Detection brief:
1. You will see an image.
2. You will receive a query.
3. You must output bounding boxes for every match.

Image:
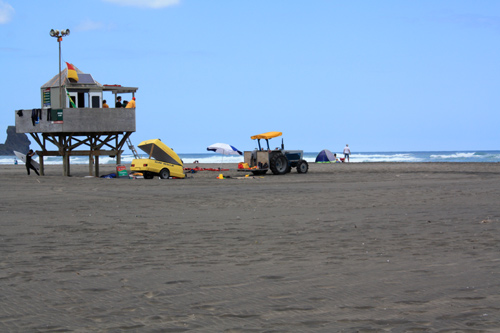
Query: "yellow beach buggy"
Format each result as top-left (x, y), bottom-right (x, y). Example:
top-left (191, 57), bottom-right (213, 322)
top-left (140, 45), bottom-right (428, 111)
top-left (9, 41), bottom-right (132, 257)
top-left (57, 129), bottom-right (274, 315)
top-left (130, 139), bottom-right (185, 179)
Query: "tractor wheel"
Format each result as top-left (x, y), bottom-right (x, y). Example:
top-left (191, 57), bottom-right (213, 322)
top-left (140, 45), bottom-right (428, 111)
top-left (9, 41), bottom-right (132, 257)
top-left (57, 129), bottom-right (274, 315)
top-left (143, 172), bottom-right (154, 179)
top-left (159, 168), bottom-right (170, 179)
top-left (297, 160), bottom-right (309, 174)
top-left (270, 153), bottom-right (288, 175)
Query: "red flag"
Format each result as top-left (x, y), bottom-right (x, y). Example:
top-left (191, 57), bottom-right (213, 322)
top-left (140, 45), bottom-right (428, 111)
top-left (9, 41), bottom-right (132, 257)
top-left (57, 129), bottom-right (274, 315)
top-left (66, 62), bottom-right (79, 83)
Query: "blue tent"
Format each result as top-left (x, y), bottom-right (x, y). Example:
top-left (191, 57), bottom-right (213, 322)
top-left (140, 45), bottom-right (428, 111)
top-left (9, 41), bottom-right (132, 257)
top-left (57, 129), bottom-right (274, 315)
top-left (315, 149), bottom-right (336, 163)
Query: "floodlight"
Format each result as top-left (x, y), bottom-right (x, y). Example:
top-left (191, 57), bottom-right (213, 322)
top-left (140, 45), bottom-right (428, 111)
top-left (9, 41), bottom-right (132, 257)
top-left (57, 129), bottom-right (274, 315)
top-left (49, 29), bottom-right (71, 109)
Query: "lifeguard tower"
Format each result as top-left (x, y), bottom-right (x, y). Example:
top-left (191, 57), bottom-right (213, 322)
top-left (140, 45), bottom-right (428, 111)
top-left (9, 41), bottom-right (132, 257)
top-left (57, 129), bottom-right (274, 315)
top-left (15, 64), bottom-right (138, 177)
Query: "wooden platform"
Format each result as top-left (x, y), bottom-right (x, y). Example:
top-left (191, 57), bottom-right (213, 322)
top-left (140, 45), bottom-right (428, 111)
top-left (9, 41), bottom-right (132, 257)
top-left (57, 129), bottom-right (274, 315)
top-left (15, 108), bottom-right (135, 177)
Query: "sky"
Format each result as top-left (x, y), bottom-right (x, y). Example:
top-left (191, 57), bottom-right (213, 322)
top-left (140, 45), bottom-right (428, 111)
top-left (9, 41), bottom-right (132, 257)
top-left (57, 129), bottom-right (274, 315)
top-left (1, 0), bottom-right (499, 153)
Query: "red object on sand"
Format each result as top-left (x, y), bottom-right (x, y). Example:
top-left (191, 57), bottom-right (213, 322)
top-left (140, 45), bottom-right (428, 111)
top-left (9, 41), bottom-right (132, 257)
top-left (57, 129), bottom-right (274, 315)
top-left (184, 167), bottom-right (229, 172)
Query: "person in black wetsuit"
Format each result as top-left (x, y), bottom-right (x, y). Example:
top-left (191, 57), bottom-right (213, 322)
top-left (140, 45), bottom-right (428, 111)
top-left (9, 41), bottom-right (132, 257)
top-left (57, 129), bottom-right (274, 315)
top-left (26, 149), bottom-right (39, 176)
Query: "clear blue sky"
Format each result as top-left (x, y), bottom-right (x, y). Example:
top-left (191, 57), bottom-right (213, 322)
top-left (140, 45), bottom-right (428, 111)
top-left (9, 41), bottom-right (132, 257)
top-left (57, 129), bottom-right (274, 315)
top-left (1, 0), bottom-right (499, 153)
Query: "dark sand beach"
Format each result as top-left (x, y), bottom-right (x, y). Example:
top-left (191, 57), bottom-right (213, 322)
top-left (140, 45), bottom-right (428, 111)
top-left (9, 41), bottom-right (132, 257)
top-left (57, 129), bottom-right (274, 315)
top-left (1, 162), bottom-right (500, 332)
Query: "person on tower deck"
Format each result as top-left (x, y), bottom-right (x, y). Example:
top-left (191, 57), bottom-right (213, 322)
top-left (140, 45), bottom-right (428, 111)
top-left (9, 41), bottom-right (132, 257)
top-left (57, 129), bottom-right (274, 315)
top-left (125, 97), bottom-right (136, 108)
top-left (115, 96), bottom-right (123, 108)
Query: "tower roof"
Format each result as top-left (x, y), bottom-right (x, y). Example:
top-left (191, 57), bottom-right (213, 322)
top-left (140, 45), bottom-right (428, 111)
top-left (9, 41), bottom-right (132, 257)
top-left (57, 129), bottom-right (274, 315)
top-left (41, 65), bottom-right (102, 89)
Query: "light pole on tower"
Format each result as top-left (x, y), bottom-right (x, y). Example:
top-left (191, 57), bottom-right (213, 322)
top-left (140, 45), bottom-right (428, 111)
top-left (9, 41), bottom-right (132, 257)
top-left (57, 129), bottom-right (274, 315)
top-left (49, 29), bottom-right (70, 108)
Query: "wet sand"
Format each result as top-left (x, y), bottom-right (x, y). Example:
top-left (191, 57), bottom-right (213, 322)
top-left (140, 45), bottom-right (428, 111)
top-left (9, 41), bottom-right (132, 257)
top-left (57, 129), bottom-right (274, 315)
top-left (1, 162), bottom-right (500, 331)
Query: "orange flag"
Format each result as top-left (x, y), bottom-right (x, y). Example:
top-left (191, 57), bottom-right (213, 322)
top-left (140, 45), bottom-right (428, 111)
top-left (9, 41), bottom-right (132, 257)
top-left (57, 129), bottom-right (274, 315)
top-left (66, 62), bottom-right (79, 83)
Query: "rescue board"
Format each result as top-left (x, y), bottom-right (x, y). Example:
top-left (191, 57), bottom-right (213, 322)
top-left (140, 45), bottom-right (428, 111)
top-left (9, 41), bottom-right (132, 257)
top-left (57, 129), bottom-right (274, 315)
top-left (14, 151), bottom-right (40, 171)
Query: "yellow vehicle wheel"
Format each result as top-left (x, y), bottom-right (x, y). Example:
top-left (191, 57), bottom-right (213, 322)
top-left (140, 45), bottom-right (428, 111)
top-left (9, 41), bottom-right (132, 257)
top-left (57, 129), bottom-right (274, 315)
top-left (159, 168), bottom-right (170, 179)
top-left (144, 172), bottom-right (154, 179)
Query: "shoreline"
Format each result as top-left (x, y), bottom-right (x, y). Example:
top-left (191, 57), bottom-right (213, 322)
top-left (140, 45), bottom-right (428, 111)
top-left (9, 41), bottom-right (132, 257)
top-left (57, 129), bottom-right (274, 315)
top-left (2, 149), bottom-right (500, 166)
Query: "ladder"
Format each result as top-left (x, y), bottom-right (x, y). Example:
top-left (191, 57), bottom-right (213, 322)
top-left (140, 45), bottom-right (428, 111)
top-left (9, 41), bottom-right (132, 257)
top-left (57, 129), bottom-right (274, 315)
top-left (127, 137), bottom-right (140, 159)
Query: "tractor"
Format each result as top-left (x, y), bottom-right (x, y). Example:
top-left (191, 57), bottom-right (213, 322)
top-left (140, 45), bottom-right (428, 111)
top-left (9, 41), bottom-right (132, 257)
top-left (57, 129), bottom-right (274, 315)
top-left (240, 131), bottom-right (309, 176)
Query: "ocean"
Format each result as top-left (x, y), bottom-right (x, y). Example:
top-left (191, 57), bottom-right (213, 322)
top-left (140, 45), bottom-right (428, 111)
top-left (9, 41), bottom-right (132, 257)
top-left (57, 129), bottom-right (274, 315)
top-left (2, 151), bottom-right (499, 165)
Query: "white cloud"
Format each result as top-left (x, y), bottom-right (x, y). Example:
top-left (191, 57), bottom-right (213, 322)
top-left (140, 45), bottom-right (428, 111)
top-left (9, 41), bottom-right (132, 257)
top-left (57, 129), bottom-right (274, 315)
top-left (102, 0), bottom-right (179, 9)
top-left (0, 1), bottom-right (14, 24)
top-left (75, 19), bottom-right (106, 32)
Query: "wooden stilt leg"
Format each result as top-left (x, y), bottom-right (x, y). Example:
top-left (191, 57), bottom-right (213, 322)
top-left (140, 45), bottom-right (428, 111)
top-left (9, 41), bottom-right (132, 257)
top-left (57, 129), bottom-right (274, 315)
top-left (89, 154), bottom-right (93, 176)
top-left (39, 154), bottom-right (44, 176)
top-left (95, 156), bottom-right (100, 177)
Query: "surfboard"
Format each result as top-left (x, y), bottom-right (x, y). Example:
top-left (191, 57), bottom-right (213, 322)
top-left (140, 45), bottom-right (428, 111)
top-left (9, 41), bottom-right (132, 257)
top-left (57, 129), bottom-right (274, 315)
top-left (14, 151), bottom-right (40, 171)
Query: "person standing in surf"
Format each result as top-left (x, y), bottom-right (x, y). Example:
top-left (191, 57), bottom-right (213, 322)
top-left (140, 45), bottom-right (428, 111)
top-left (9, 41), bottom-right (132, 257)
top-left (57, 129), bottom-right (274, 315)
top-left (26, 149), bottom-right (39, 176)
top-left (343, 144), bottom-right (351, 162)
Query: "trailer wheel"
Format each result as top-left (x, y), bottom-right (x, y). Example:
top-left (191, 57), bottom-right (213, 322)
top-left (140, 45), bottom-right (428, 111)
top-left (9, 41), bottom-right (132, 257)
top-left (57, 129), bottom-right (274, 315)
top-left (251, 169), bottom-right (268, 176)
top-left (270, 153), bottom-right (288, 175)
top-left (297, 160), bottom-right (309, 174)
top-left (159, 168), bottom-right (170, 179)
